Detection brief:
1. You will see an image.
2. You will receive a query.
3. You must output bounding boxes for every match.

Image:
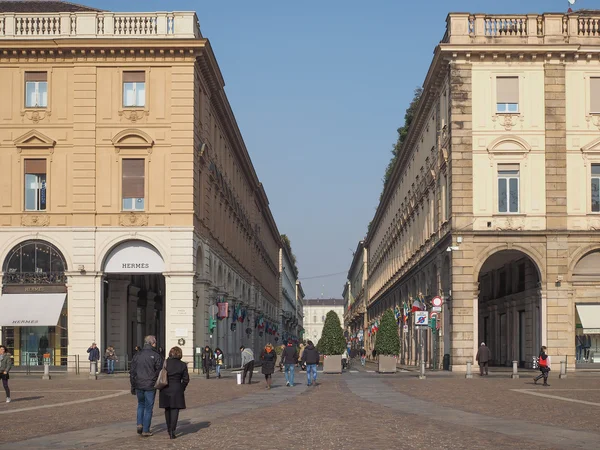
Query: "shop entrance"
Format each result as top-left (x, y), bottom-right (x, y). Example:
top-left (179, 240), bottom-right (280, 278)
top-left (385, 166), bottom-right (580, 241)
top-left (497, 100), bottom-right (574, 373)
top-left (101, 240), bottom-right (166, 371)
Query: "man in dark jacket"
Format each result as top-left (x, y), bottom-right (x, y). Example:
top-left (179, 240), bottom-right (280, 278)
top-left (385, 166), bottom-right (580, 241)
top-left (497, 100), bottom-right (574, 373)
top-left (476, 342), bottom-right (491, 376)
top-left (87, 343), bottom-right (100, 374)
top-left (281, 341), bottom-right (299, 387)
top-left (301, 340), bottom-right (319, 387)
top-left (130, 335), bottom-right (163, 437)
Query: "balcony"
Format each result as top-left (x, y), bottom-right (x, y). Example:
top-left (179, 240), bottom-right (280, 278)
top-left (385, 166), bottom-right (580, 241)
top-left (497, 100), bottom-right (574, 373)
top-left (443, 11), bottom-right (600, 45)
top-left (0, 11), bottom-right (201, 39)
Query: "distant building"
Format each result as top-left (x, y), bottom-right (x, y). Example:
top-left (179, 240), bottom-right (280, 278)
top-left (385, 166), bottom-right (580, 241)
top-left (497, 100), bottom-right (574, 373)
top-left (303, 299), bottom-right (344, 343)
top-left (343, 241), bottom-right (367, 349)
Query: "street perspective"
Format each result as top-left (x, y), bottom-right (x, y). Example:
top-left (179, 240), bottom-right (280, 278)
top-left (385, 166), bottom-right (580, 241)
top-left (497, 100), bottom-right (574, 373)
top-left (2, 0), bottom-right (600, 449)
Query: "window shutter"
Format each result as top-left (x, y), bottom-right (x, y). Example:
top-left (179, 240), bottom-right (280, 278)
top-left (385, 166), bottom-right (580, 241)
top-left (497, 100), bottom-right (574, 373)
top-left (122, 159), bottom-right (145, 198)
top-left (497, 77), bottom-right (519, 104)
top-left (123, 72), bottom-right (145, 83)
top-left (591, 78), bottom-right (600, 113)
top-left (498, 163), bottom-right (520, 172)
top-left (25, 72), bottom-right (47, 82)
top-left (24, 159), bottom-right (47, 174)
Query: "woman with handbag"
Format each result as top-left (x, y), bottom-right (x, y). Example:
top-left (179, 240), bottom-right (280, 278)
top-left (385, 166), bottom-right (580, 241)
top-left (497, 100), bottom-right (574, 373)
top-left (0, 345), bottom-right (12, 403)
top-left (159, 346), bottom-right (189, 439)
top-left (260, 343), bottom-right (277, 389)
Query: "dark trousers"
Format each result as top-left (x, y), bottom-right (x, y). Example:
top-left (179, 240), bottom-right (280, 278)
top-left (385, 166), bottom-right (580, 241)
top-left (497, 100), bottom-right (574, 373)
top-left (479, 361), bottom-right (489, 375)
top-left (203, 363), bottom-right (210, 379)
top-left (534, 367), bottom-right (549, 384)
top-left (164, 408), bottom-right (180, 433)
top-left (1, 378), bottom-right (9, 398)
top-left (242, 361), bottom-right (254, 384)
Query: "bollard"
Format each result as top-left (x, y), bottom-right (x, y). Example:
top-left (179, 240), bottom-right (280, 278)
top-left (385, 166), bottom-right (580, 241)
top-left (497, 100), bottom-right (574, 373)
top-left (511, 360), bottom-right (519, 379)
top-left (466, 360), bottom-right (473, 379)
top-left (89, 361), bottom-right (98, 380)
top-left (559, 360), bottom-right (567, 379)
top-left (42, 361), bottom-right (51, 380)
top-left (419, 359), bottom-right (426, 380)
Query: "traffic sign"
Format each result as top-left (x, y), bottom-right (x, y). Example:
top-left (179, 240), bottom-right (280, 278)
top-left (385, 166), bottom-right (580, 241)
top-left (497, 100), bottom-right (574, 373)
top-left (430, 311), bottom-right (440, 321)
top-left (432, 306), bottom-right (442, 312)
top-left (415, 311), bottom-right (428, 326)
top-left (432, 296), bottom-right (443, 308)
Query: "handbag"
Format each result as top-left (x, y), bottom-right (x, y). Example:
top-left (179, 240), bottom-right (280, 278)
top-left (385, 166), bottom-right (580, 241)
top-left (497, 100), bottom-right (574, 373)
top-left (154, 359), bottom-right (168, 390)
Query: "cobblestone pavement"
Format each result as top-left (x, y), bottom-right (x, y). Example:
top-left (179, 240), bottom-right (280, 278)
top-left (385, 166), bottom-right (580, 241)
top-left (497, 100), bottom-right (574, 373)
top-left (1, 368), bottom-right (599, 449)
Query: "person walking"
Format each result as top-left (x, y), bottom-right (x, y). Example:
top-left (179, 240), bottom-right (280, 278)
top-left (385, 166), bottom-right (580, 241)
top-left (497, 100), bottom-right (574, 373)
top-left (359, 347), bottom-right (366, 366)
top-left (214, 348), bottom-right (224, 379)
top-left (130, 335), bottom-right (163, 437)
top-left (298, 343), bottom-right (306, 371)
top-left (476, 342), bottom-right (491, 376)
top-left (534, 346), bottom-right (551, 386)
top-left (0, 345), bottom-right (12, 403)
top-left (260, 343), bottom-right (277, 389)
top-left (302, 340), bottom-right (320, 387)
top-left (105, 345), bottom-right (117, 374)
top-left (240, 346), bottom-right (255, 384)
top-left (87, 342), bottom-right (100, 374)
top-left (281, 340), bottom-right (298, 387)
top-left (201, 346), bottom-right (213, 379)
top-left (159, 346), bottom-right (189, 440)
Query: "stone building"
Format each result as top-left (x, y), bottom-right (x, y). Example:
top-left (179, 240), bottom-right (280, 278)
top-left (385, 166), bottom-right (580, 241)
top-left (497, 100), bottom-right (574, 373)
top-left (279, 239), bottom-right (304, 344)
top-left (0, 1), bottom-right (281, 370)
top-left (303, 298), bottom-right (344, 344)
top-left (365, 11), bottom-right (600, 371)
top-left (343, 241), bottom-right (367, 350)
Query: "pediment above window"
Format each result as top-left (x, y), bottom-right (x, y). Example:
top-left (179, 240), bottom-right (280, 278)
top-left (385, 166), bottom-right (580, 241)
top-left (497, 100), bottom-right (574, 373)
top-left (581, 136), bottom-right (600, 153)
top-left (487, 136), bottom-right (531, 154)
top-left (14, 130), bottom-right (56, 149)
top-left (111, 129), bottom-right (154, 148)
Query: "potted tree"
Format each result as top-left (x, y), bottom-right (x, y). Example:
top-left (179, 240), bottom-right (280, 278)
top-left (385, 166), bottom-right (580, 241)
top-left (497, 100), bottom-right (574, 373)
top-left (317, 310), bottom-right (346, 374)
top-left (376, 309), bottom-right (400, 373)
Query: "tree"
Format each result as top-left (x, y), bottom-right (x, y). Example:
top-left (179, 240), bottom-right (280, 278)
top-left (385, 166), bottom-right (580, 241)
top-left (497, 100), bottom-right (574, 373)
top-left (375, 310), bottom-right (400, 356)
top-left (316, 311), bottom-right (346, 355)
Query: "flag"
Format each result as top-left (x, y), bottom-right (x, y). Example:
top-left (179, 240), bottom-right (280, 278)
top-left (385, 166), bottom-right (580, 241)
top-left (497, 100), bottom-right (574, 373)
top-left (403, 302), bottom-right (409, 323)
top-left (411, 297), bottom-right (422, 313)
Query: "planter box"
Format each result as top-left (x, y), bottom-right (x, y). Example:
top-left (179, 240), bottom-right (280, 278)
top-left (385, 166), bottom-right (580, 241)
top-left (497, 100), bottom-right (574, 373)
top-left (378, 355), bottom-right (397, 373)
top-left (323, 354), bottom-right (342, 374)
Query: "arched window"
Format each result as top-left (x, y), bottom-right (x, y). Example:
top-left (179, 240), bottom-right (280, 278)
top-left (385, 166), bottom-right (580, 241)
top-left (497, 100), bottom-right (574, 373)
top-left (2, 240), bottom-right (67, 285)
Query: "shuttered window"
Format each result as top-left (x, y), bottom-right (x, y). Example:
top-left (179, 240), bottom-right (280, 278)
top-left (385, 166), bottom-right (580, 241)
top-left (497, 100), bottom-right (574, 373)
top-left (591, 78), bottom-right (600, 114)
top-left (496, 76), bottom-right (519, 113)
top-left (123, 72), bottom-right (145, 107)
top-left (25, 72), bottom-right (48, 108)
top-left (122, 159), bottom-right (145, 211)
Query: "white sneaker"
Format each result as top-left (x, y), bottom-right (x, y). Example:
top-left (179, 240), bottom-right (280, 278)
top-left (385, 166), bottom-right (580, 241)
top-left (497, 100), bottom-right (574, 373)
top-left (286, 382), bottom-right (290, 387)
top-left (6, 398), bottom-right (10, 403)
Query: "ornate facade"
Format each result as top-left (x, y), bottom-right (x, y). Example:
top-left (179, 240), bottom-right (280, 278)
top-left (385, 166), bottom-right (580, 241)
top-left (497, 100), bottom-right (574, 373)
top-left (365, 11), bottom-right (600, 371)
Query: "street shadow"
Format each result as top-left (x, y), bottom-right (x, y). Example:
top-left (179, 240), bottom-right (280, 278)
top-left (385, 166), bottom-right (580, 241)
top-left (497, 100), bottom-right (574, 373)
top-left (178, 421), bottom-right (211, 436)
top-left (11, 396), bottom-right (44, 402)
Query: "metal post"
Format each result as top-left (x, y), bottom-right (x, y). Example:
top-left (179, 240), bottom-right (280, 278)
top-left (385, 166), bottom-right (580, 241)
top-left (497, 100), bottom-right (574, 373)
top-left (466, 360), bottom-right (473, 379)
top-left (89, 360), bottom-right (97, 380)
top-left (42, 360), bottom-right (51, 380)
top-left (511, 360), bottom-right (519, 379)
top-left (418, 327), bottom-right (426, 379)
top-left (559, 360), bottom-right (567, 379)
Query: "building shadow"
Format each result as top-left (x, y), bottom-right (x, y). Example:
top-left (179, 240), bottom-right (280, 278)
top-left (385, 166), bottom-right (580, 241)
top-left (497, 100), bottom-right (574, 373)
top-left (178, 421), bottom-right (211, 436)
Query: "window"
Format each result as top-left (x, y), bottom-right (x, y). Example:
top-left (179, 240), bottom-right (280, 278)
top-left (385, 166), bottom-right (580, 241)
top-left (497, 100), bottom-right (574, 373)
top-left (591, 78), bottom-right (600, 114)
top-left (496, 76), bottom-right (519, 113)
top-left (122, 159), bottom-right (145, 211)
top-left (498, 164), bottom-right (519, 213)
top-left (123, 72), bottom-right (145, 107)
top-left (592, 164), bottom-right (600, 212)
top-left (24, 159), bottom-right (47, 211)
top-left (25, 72), bottom-right (48, 108)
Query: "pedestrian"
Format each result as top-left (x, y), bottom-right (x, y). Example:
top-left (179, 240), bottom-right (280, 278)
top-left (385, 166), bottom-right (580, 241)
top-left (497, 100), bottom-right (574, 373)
top-left (342, 348), bottom-right (349, 370)
top-left (298, 343), bottom-right (306, 371)
top-left (0, 345), bottom-right (12, 403)
top-left (576, 333), bottom-right (584, 361)
top-left (87, 342), bottom-right (100, 374)
top-left (158, 347), bottom-right (166, 359)
top-left (281, 340), bottom-right (298, 387)
top-left (105, 345), bottom-right (117, 374)
top-left (214, 348), bottom-right (223, 379)
top-left (240, 346), bottom-right (254, 384)
top-left (201, 346), bottom-right (213, 379)
top-left (476, 342), bottom-right (491, 376)
top-left (584, 335), bottom-right (592, 361)
top-left (302, 340), bottom-right (320, 387)
top-left (135, 345), bottom-right (142, 354)
top-left (533, 346), bottom-right (551, 387)
top-left (278, 344), bottom-right (285, 372)
top-left (260, 343), bottom-right (277, 389)
top-left (130, 335), bottom-right (163, 437)
top-left (360, 347), bottom-right (366, 366)
top-left (159, 346), bottom-right (189, 440)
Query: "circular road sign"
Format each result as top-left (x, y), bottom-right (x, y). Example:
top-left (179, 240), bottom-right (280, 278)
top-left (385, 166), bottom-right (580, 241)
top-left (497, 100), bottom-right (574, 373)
top-left (432, 296), bottom-right (443, 308)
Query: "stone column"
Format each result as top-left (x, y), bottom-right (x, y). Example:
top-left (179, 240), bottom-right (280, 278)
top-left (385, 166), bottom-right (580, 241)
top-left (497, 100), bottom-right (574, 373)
top-left (164, 273), bottom-right (195, 364)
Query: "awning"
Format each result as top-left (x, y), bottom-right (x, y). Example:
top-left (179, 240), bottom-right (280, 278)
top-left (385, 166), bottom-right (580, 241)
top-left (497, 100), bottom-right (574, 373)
top-left (0, 293), bottom-right (66, 327)
top-left (576, 304), bottom-right (600, 334)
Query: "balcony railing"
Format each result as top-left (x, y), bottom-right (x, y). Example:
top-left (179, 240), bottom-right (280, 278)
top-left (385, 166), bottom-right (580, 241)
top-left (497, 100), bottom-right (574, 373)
top-left (0, 11), bottom-right (201, 39)
top-left (443, 11), bottom-right (600, 45)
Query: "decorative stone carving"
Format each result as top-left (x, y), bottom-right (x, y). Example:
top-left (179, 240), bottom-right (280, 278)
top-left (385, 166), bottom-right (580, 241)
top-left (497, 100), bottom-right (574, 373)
top-left (585, 115), bottom-right (600, 131)
top-left (118, 109), bottom-right (149, 122)
top-left (119, 213), bottom-right (149, 227)
top-left (21, 215), bottom-right (50, 227)
top-left (492, 113), bottom-right (523, 131)
top-left (21, 109), bottom-right (51, 124)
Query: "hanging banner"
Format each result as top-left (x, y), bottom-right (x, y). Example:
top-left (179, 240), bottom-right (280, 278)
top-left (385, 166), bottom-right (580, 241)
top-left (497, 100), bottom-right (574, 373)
top-left (217, 302), bottom-right (229, 318)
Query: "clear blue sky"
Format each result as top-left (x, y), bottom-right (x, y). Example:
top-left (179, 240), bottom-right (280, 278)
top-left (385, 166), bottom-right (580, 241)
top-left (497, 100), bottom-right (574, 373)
top-left (87, 0), bottom-right (575, 298)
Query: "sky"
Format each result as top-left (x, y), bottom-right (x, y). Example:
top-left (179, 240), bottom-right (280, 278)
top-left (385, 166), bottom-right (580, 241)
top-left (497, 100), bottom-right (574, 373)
top-left (86, 0), bottom-right (578, 298)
